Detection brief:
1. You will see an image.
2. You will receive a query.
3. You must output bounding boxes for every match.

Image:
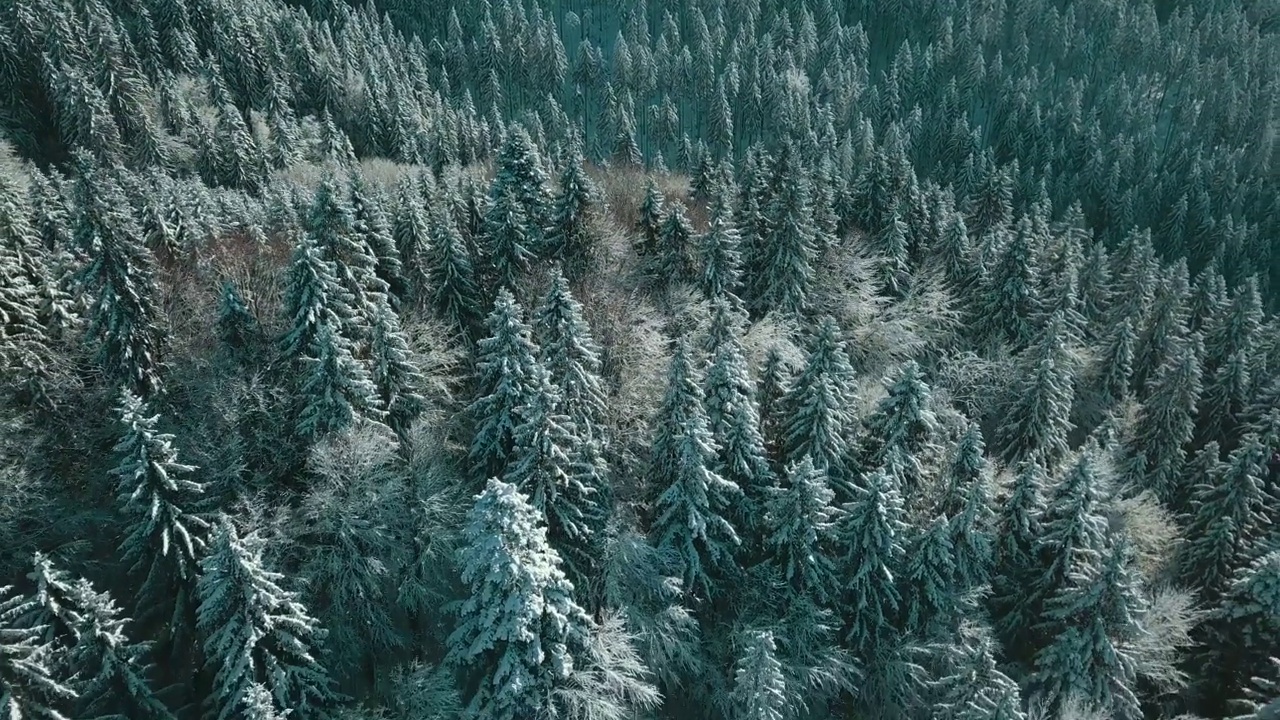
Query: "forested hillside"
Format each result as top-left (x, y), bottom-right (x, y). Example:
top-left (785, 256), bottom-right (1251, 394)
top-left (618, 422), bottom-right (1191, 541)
top-left (0, 0), bottom-right (1278, 719)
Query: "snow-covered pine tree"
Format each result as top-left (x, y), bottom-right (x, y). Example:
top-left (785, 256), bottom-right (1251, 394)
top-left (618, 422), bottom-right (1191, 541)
top-left (995, 311), bottom-right (1076, 471)
top-left (546, 143), bottom-right (601, 281)
top-left (901, 515), bottom-right (959, 638)
top-left (369, 302), bottom-right (427, 445)
top-left (766, 456), bottom-right (840, 606)
top-left (295, 320), bottom-right (380, 442)
top-left (1029, 537), bottom-right (1145, 720)
top-left (72, 152), bottom-right (165, 397)
top-left (704, 298), bottom-right (774, 550)
top-left (23, 555), bottom-right (175, 720)
top-left (650, 338), bottom-right (743, 597)
top-left (1198, 550), bottom-right (1280, 718)
top-left (278, 231), bottom-right (355, 365)
top-left (699, 186), bottom-right (745, 310)
top-left (505, 362), bottom-right (603, 599)
top-left (942, 428), bottom-right (996, 593)
top-left (635, 177), bottom-right (665, 258)
top-left (757, 346), bottom-right (793, 463)
top-left (391, 172), bottom-right (432, 306)
top-left (468, 289), bottom-right (543, 484)
top-left (490, 126), bottom-right (553, 244)
top-left (309, 175), bottom-right (385, 342)
top-left (1014, 447), bottom-right (1110, 661)
top-left (1122, 333), bottom-right (1202, 503)
top-left (483, 175), bottom-right (538, 292)
top-left (1179, 431), bottom-right (1272, 599)
top-left (111, 390), bottom-right (209, 621)
top-left (930, 624), bottom-right (1027, 720)
top-left (972, 216), bottom-right (1040, 351)
top-left (837, 464), bottom-right (906, 659)
top-left (425, 191), bottom-right (485, 338)
top-left (535, 269), bottom-right (609, 444)
top-left (754, 139), bottom-right (816, 318)
top-left (655, 200), bottom-right (697, 290)
top-left (990, 460), bottom-right (1047, 655)
top-left (729, 629), bottom-right (789, 720)
top-left (783, 318), bottom-right (857, 499)
top-left (0, 583), bottom-right (75, 719)
top-left (197, 517), bottom-right (337, 720)
top-left (446, 478), bottom-right (594, 720)
top-left (855, 360), bottom-right (940, 497)
top-left (348, 174), bottom-right (407, 310)
top-left (215, 280), bottom-right (261, 368)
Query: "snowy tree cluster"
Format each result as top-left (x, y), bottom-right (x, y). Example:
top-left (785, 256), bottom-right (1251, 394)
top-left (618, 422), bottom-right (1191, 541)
top-left (1, 0), bottom-right (1279, 719)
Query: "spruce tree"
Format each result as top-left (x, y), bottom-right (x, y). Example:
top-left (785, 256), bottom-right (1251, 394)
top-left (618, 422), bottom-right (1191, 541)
top-left (309, 175), bottom-right (385, 341)
top-left (490, 126), bottom-right (553, 242)
top-left (1198, 550), bottom-right (1280, 717)
top-left (535, 270), bottom-right (609, 443)
top-left (837, 465), bottom-right (906, 658)
top-left (197, 518), bottom-right (337, 720)
top-left (990, 461), bottom-right (1047, 655)
top-left (757, 346), bottom-right (793, 462)
top-left (111, 390), bottom-right (209, 621)
top-left (545, 145), bottom-right (600, 281)
top-left (1179, 433), bottom-right (1272, 599)
top-left (484, 180), bottom-right (537, 292)
top-left (0, 583), bottom-right (74, 720)
top-left (468, 289), bottom-right (543, 484)
top-left (73, 154), bottom-right (165, 397)
top-left (766, 456), bottom-right (840, 606)
top-left (649, 338), bottom-right (743, 596)
top-left (754, 140), bottom-right (816, 318)
top-left (1016, 448), bottom-right (1110, 660)
top-left (699, 187), bottom-right (745, 309)
top-left (425, 200), bottom-right (484, 338)
top-left (1122, 334), bottom-right (1202, 503)
top-left (23, 556), bottom-right (175, 720)
top-left (930, 625), bottom-right (1026, 720)
top-left (505, 364), bottom-right (603, 598)
top-left (729, 629), bottom-right (789, 720)
top-left (972, 216), bottom-right (1040, 350)
top-left (348, 175), bottom-right (407, 309)
top-left (856, 360), bottom-right (940, 496)
top-left (942, 426), bottom-right (997, 593)
top-left (295, 321), bottom-right (379, 442)
top-left (1029, 537), bottom-right (1145, 720)
top-left (278, 232), bottom-right (355, 367)
top-left (995, 311), bottom-right (1076, 470)
top-left (901, 515), bottom-right (960, 638)
top-left (782, 318), bottom-right (857, 498)
top-left (215, 280), bottom-right (261, 367)
top-left (654, 200), bottom-right (697, 289)
top-left (391, 173), bottom-right (432, 306)
top-left (704, 298), bottom-right (774, 548)
top-left (446, 479), bottom-right (594, 720)
top-left (369, 303), bottom-right (427, 444)
top-left (635, 177), bottom-right (665, 257)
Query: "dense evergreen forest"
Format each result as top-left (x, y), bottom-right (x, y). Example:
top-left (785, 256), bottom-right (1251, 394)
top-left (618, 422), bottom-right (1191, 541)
top-left (1, 0), bottom-right (1280, 717)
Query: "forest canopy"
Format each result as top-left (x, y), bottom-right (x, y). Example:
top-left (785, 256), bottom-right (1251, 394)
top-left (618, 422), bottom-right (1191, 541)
top-left (0, 0), bottom-right (1279, 719)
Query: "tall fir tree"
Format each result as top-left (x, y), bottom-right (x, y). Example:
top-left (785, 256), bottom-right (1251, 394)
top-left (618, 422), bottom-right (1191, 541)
top-left (505, 364), bottom-right (604, 599)
top-left (72, 153), bottom-right (165, 397)
top-left (1029, 537), bottom-right (1145, 720)
top-left (111, 390), bottom-right (208, 626)
top-left (837, 464), bottom-right (907, 659)
top-left (972, 216), bottom-right (1040, 350)
top-left (545, 144), bottom-right (601, 281)
top-left (1197, 550), bottom-right (1280, 718)
top-left (856, 360), bottom-right (940, 497)
top-left (425, 196), bottom-right (484, 338)
top-left (754, 139), bottom-right (816, 318)
top-left (294, 320), bottom-right (380, 442)
top-left (369, 303), bottom-right (427, 444)
top-left (698, 186), bottom-right (745, 309)
top-left (995, 311), bottom-right (1076, 471)
top-left (703, 298), bottom-right (774, 549)
top-left (468, 289), bottom-right (543, 484)
top-left (635, 177), bottom-right (665, 257)
top-left (782, 318), bottom-right (857, 499)
top-left (0, 583), bottom-right (75, 720)
top-left (766, 456), bottom-right (840, 606)
top-left (1122, 334), bottom-right (1202, 503)
top-left (729, 629), bottom-right (789, 720)
top-left (649, 338), bottom-right (743, 597)
top-left (197, 518), bottom-right (337, 720)
top-left (990, 461), bottom-right (1048, 656)
top-left (446, 479), bottom-right (594, 720)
